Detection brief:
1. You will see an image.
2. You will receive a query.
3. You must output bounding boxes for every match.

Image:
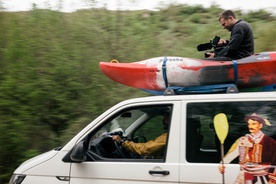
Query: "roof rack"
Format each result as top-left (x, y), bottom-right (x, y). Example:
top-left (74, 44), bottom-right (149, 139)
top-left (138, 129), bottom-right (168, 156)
top-left (164, 84), bottom-right (239, 95)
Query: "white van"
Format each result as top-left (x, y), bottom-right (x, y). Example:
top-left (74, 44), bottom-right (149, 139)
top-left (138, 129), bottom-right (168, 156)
top-left (10, 92), bottom-right (276, 184)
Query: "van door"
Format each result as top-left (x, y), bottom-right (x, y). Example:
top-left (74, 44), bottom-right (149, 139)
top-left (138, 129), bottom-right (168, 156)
top-left (69, 102), bottom-right (182, 183)
top-left (180, 100), bottom-right (276, 184)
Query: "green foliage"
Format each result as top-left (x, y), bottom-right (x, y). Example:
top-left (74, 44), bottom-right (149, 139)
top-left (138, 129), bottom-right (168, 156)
top-left (177, 4), bottom-right (207, 15)
top-left (245, 9), bottom-right (275, 22)
top-left (0, 4), bottom-right (275, 183)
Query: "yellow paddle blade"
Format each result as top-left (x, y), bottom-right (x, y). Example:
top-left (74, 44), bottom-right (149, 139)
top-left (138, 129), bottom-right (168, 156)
top-left (214, 113), bottom-right (229, 144)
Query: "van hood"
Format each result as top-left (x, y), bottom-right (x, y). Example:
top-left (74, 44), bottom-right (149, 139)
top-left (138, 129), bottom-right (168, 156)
top-left (14, 148), bottom-right (60, 174)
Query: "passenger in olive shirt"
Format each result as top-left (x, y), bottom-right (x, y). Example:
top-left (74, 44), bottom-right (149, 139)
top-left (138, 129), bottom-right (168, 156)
top-left (207, 10), bottom-right (254, 60)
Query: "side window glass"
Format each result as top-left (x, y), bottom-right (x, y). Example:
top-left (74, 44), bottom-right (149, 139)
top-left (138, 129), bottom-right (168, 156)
top-left (133, 115), bottom-right (164, 143)
top-left (186, 101), bottom-right (276, 165)
top-left (87, 105), bottom-right (172, 161)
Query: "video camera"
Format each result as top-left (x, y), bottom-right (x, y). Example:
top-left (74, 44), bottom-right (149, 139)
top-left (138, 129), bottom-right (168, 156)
top-left (197, 36), bottom-right (220, 51)
top-left (197, 36), bottom-right (224, 58)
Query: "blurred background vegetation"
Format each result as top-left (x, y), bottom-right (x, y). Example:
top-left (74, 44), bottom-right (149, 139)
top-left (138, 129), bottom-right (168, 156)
top-left (0, 2), bottom-right (275, 183)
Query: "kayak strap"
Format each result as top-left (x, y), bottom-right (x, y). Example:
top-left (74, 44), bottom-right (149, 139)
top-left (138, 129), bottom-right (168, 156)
top-left (165, 84), bottom-right (239, 95)
top-left (162, 57), bottom-right (168, 88)
top-left (233, 60), bottom-right (238, 84)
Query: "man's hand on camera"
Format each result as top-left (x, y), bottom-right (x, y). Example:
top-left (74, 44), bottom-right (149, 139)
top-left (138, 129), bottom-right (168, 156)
top-left (218, 39), bottom-right (227, 46)
top-left (206, 52), bottom-right (215, 58)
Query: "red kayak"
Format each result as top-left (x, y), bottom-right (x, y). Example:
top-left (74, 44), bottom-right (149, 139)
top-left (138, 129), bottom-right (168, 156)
top-left (99, 52), bottom-right (276, 94)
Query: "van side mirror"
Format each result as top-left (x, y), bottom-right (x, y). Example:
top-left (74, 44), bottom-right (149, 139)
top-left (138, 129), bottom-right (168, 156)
top-left (70, 141), bottom-right (87, 162)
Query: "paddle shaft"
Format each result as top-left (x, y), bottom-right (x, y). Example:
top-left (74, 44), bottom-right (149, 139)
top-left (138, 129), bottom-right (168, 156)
top-left (220, 144), bottom-right (225, 184)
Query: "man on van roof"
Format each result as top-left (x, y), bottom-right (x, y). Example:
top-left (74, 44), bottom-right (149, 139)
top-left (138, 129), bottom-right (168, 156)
top-left (219, 113), bottom-right (276, 183)
top-left (112, 113), bottom-right (170, 158)
top-left (206, 10), bottom-right (254, 60)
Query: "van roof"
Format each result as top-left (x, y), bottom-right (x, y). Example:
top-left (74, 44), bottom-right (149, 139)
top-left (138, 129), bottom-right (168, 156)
top-left (121, 91), bottom-right (276, 104)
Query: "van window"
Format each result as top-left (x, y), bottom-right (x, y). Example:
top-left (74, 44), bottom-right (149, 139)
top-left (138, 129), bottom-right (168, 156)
top-left (186, 101), bottom-right (276, 163)
top-left (87, 105), bottom-right (172, 161)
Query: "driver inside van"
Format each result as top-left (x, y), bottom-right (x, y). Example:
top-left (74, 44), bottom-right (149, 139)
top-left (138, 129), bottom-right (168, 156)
top-left (112, 112), bottom-right (170, 158)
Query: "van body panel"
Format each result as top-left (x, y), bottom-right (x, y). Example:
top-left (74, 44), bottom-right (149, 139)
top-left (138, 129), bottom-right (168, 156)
top-left (23, 150), bottom-right (70, 176)
top-left (19, 175), bottom-right (69, 184)
top-left (179, 163), bottom-right (239, 183)
top-left (13, 150), bottom-right (59, 174)
top-left (11, 92), bottom-right (276, 184)
top-left (14, 150), bottom-right (70, 184)
top-left (70, 162), bottom-right (179, 183)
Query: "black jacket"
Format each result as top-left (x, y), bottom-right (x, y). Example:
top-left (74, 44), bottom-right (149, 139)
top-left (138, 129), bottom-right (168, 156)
top-left (217, 19), bottom-right (254, 60)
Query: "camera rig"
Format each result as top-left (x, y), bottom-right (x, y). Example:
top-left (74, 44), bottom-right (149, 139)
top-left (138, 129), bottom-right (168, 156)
top-left (197, 36), bottom-right (225, 58)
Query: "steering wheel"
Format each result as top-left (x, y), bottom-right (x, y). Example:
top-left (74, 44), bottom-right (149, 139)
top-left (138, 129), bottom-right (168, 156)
top-left (113, 140), bottom-right (126, 158)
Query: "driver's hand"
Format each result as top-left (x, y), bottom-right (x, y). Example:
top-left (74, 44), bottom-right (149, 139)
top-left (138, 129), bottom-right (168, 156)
top-left (112, 135), bottom-right (122, 143)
